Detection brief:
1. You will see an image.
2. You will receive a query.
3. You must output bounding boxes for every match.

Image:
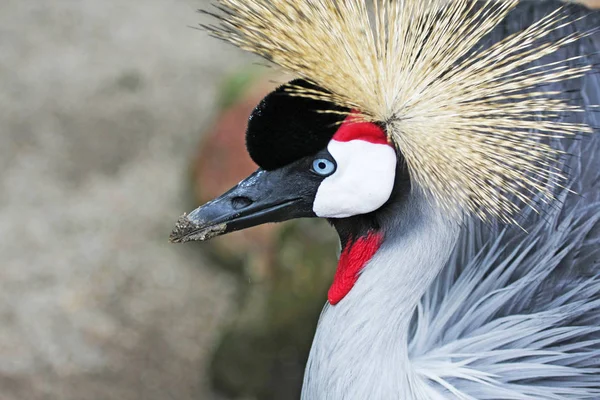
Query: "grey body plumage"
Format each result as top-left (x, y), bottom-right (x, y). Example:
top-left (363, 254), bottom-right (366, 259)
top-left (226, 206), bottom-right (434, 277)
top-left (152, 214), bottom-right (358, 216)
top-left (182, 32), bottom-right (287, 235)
top-left (303, 2), bottom-right (600, 398)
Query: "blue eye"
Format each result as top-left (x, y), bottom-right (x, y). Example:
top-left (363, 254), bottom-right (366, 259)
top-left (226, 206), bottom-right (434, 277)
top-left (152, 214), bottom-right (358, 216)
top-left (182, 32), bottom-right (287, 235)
top-left (312, 158), bottom-right (336, 176)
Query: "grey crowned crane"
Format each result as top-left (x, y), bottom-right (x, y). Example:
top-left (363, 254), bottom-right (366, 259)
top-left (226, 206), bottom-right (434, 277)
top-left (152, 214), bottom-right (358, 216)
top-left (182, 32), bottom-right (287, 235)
top-left (171, 0), bottom-right (600, 398)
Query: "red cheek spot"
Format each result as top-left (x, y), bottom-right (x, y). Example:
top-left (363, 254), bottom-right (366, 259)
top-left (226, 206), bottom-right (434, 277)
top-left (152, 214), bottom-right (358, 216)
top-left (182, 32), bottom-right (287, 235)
top-left (332, 111), bottom-right (390, 145)
top-left (328, 231), bottom-right (384, 305)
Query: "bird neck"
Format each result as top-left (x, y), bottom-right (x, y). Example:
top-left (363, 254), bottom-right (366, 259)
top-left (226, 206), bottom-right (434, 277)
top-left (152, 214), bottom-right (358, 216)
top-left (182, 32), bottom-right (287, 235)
top-left (303, 190), bottom-right (459, 398)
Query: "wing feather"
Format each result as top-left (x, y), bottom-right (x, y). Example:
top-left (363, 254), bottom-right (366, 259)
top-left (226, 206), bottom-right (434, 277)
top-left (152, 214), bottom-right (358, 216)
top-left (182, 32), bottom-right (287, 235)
top-left (409, 2), bottom-right (600, 398)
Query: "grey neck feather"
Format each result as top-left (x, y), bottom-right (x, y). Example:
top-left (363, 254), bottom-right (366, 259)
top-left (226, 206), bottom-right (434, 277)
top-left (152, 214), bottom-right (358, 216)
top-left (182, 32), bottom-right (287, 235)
top-left (302, 190), bottom-right (459, 400)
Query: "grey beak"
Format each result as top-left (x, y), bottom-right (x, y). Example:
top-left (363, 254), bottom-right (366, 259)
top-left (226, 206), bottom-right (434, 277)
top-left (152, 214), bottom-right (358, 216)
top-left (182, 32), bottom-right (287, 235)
top-left (170, 167), bottom-right (318, 243)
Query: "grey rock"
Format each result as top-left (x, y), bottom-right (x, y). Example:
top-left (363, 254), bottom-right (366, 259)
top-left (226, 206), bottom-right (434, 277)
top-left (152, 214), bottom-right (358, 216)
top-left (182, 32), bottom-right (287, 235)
top-left (0, 0), bottom-right (250, 399)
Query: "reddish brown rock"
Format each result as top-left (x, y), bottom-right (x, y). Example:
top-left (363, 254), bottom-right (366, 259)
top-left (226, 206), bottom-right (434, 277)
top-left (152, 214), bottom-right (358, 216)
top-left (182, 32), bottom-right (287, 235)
top-left (193, 71), bottom-right (338, 399)
top-left (193, 75), bottom-right (283, 278)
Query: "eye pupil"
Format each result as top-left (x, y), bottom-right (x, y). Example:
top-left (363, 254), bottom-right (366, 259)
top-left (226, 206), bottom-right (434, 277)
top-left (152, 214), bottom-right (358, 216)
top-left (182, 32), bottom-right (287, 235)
top-left (318, 162), bottom-right (327, 170)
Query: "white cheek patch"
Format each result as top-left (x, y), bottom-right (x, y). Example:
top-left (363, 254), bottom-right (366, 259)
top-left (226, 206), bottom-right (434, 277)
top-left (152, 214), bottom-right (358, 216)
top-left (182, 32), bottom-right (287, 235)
top-left (313, 140), bottom-right (397, 218)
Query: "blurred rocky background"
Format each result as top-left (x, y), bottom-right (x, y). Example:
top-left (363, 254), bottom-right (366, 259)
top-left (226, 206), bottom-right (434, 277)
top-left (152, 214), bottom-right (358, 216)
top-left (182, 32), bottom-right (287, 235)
top-left (0, 1), bottom-right (598, 400)
top-left (576, 0), bottom-right (600, 6)
top-left (0, 1), bottom-right (247, 399)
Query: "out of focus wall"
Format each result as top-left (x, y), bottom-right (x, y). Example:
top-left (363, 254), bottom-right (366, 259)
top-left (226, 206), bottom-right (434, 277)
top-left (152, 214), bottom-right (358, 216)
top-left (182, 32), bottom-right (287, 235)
top-left (578, 0), bottom-right (600, 7)
top-left (0, 1), bottom-right (249, 399)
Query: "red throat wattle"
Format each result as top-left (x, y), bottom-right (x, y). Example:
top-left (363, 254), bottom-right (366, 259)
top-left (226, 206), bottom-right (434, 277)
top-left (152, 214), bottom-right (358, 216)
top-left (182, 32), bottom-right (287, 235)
top-left (328, 231), bottom-right (384, 305)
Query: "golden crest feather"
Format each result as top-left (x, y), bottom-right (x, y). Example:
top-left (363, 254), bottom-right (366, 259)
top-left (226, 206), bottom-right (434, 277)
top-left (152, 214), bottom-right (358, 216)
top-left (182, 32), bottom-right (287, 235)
top-left (201, 0), bottom-right (594, 223)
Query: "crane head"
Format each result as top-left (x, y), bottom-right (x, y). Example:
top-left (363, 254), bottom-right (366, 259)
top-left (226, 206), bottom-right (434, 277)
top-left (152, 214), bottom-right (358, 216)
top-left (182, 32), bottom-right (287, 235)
top-left (170, 79), bottom-right (401, 243)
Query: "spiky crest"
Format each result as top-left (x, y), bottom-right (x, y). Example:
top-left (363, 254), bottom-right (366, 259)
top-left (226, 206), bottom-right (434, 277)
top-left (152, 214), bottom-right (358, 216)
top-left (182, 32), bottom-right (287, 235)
top-left (201, 0), bottom-right (594, 223)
